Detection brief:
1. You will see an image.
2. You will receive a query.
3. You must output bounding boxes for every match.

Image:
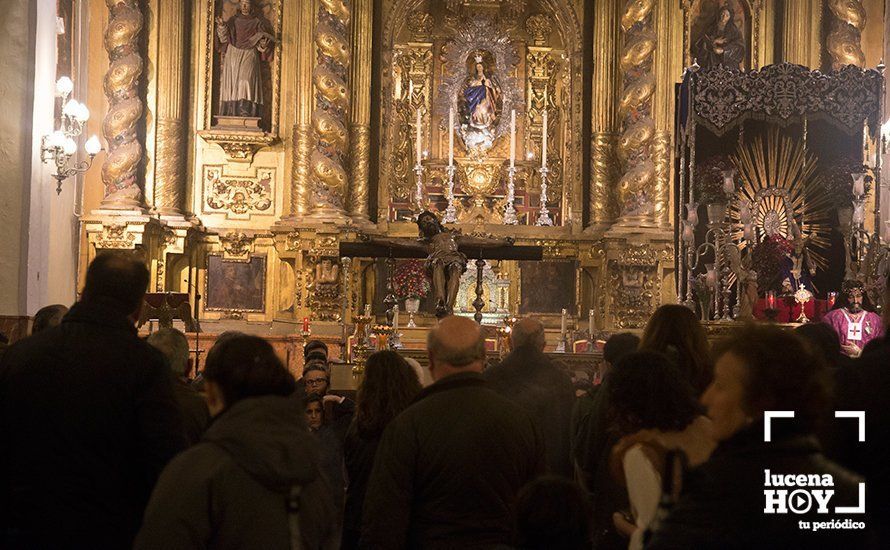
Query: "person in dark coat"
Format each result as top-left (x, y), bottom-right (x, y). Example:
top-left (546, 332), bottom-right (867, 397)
top-left (646, 325), bottom-right (868, 549)
top-left (360, 316), bottom-right (546, 549)
top-left (484, 317), bottom-right (575, 478)
top-left (135, 335), bottom-right (337, 550)
top-left (0, 254), bottom-right (185, 549)
top-left (30, 304), bottom-right (68, 334)
top-left (341, 350), bottom-right (421, 549)
top-left (148, 327), bottom-right (210, 446)
top-left (301, 360), bottom-right (355, 442)
top-left (304, 394), bottom-right (345, 520)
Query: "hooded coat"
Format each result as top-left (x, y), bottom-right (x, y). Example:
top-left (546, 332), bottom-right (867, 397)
top-left (135, 396), bottom-right (337, 550)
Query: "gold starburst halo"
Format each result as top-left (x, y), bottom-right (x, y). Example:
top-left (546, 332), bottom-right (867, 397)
top-left (730, 129), bottom-right (833, 273)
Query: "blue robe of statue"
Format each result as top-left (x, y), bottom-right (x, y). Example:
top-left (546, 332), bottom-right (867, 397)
top-left (464, 84), bottom-right (488, 126)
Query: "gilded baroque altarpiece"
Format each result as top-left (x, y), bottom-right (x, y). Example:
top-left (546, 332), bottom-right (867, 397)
top-left (78, 0), bottom-right (846, 338)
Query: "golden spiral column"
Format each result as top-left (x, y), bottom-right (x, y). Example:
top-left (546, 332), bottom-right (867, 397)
top-left (309, 0), bottom-right (352, 221)
top-left (101, 0), bottom-right (145, 210)
top-left (155, 0), bottom-right (187, 216)
top-left (587, 0), bottom-right (622, 230)
top-left (615, 0), bottom-right (657, 227)
top-left (348, 0), bottom-right (372, 224)
top-left (826, 0), bottom-right (866, 69)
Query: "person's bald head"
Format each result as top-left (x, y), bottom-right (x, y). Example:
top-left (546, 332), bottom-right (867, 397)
top-left (427, 316), bottom-right (486, 379)
top-left (511, 317), bottom-right (546, 352)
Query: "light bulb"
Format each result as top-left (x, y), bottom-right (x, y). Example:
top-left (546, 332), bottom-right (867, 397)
top-left (75, 103), bottom-right (90, 122)
top-left (49, 130), bottom-right (66, 148)
top-left (55, 76), bottom-right (73, 97)
top-left (63, 99), bottom-right (80, 118)
top-left (527, 151), bottom-right (534, 160)
top-left (62, 137), bottom-right (77, 156)
top-left (84, 135), bottom-right (102, 155)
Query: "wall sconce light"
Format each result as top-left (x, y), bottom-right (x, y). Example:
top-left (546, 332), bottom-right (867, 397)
top-left (40, 76), bottom-right (102, 194)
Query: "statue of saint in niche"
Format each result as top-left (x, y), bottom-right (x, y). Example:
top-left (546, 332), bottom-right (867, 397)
top-left (692, 1), bottom-right (746, 70)
top-left (215, 0), bottom-right (275, 120)
top-left (459, 52), bottom-right (502, 152)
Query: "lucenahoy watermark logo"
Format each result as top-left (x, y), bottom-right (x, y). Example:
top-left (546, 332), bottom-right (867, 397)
top-left (762, 411), bottom-right (866, 532)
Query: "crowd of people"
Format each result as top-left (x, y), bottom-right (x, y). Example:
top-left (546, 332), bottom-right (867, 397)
top-left (0, 253), bottom-right (887, 549)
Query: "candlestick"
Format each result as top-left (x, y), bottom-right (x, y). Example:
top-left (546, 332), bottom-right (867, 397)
top-left (302, 317), bottom-right (310, 333)
top-left (443, 108), bottom-right (457, 223)
top-left (448, 107), bottom-right (454, 167)
top-left (415, 106), bottom-right (422, 163)
top-left (555, 307), bottom-right (566, 353)
top-left (541, 110), bottom-right (548, 168)
top-left (535, 166), bottom-right (553, 226)
top-left (503, 165), bottom-right (518, 225)
top-left (588, 309), bottom-right (594, 339)
top-left (509, 109), bottom-right (516, 168)
top-left (390, 307), bottom-right (402, 349)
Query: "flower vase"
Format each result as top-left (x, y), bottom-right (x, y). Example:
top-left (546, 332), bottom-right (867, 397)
top-left (405, 297), bottom-right (421, 328)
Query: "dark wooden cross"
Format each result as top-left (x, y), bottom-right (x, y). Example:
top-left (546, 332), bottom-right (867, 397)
top-left (339, 241), bottom-right (543, 323)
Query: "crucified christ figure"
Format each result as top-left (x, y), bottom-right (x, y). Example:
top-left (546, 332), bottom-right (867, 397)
top-left (361, 211), bottom-right (514, 317)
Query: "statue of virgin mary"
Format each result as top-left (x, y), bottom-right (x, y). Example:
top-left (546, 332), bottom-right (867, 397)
top-left (459, 53), bottom-right (501, 151)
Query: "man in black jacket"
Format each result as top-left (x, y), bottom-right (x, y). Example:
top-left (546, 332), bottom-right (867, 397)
top-left (0, 254), bottom-right (186, 549)
top-left (361, 316), bottom-right (545, 549)
top-left (148, 327), bottom-right (210, 446)
top-left (484, 317), bottom-right (575, 478)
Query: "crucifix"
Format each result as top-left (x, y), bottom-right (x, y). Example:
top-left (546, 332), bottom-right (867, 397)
top-left (340, 211), bottom-right (542, 322)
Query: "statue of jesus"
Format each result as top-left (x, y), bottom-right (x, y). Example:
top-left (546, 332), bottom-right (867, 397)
top-left (823, 280), bottom-right (884, 357)
top-left (361, 211), bottom-right (513, 317)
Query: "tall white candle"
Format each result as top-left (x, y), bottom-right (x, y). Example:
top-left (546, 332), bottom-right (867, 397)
top-left (588, 309), bottom-right (594, 337)
top-left (560, 307), bottom-right (566, 336)
top-left (392, 307), bottom-right (399, 331)
top-left (364, 303), bottom-right (371, 317)
top-left (448, 107), bottom-right (454, 167)
top-left (509, 109), bottom-right (516, 168)
top-left (415, 108), bottom-right (422, 164)
top-left (541, 110), bottom-right (548, 168)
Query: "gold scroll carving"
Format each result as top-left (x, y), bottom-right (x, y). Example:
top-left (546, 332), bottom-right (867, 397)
top-left (101, 0), bottom-right (144, 209)
top-left (389, 45), bottom-right (432, 206)
top-left (827, 0), bottom-right (866, 69)
top-left (309, 0), bottom-right (352, 220)
top-left (616, 0), bottom-right (657, 226)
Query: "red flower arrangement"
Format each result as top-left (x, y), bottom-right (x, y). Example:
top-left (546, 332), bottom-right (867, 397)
top-left (393, 260), bottom-right (431, 300)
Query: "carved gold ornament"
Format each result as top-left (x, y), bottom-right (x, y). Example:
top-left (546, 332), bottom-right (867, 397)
top-left (101, 0), bottom-right (144, 206)
top-left (525, 14), bottom-right (553, 46)
top-left (827, 0), bottom-right (866, 69)
top-left (203, 166), bottom-right (275, 220)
